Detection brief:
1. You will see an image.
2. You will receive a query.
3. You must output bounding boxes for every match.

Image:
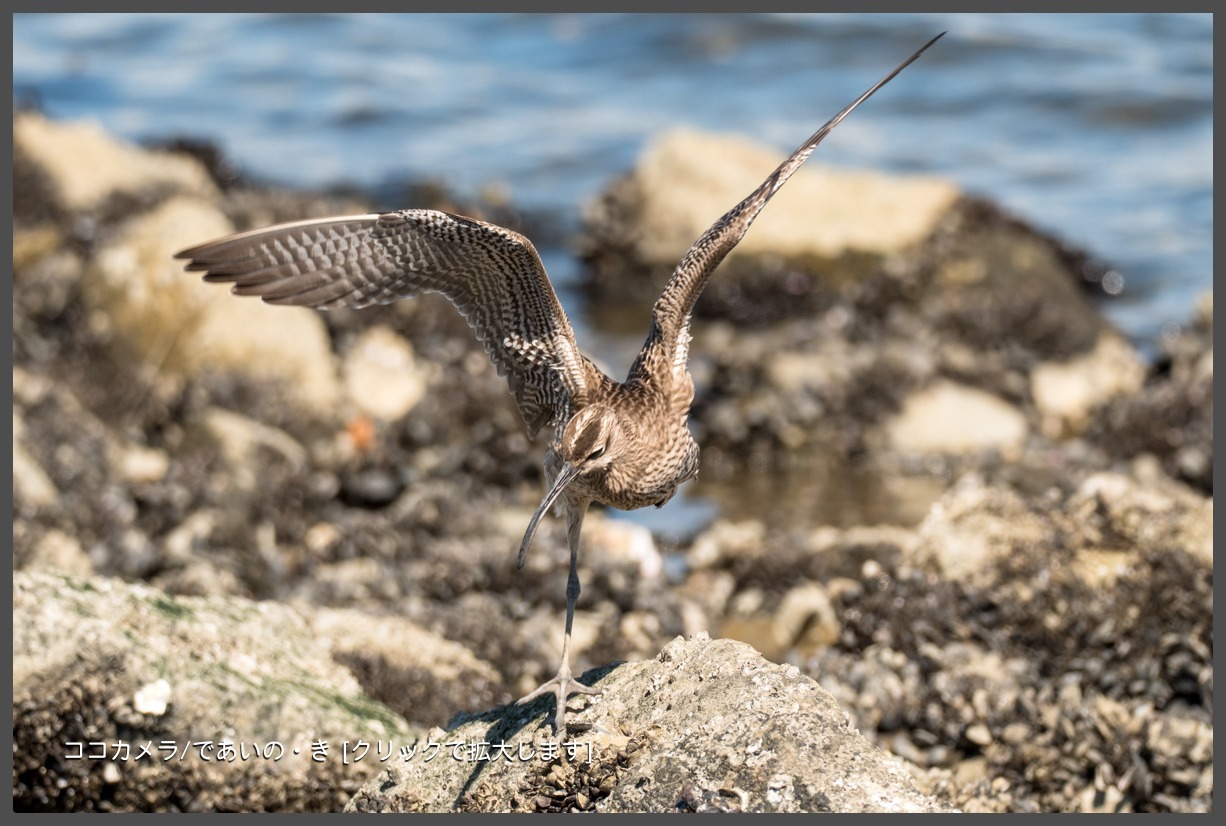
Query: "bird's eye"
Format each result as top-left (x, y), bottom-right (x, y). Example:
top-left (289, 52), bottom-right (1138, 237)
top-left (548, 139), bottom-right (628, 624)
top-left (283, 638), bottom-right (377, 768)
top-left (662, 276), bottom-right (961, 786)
top-left (587, 446), bottom-right (605, 461)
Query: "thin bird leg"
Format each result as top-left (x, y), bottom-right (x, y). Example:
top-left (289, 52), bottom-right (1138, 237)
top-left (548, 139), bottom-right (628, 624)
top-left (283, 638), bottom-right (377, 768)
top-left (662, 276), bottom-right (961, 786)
top-left (517, 499), bottom-right (601, 732)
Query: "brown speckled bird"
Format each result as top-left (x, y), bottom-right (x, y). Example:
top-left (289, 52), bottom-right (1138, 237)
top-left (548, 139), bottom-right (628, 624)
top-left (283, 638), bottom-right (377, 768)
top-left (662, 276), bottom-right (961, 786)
top-left (176, 33), bottom-right (943, 733)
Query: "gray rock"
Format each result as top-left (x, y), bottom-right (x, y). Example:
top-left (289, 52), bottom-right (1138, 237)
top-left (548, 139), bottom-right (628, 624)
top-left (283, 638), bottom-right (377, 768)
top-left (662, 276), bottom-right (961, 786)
top-left (346, 634), bottom-right (954, 813)
top-left (13, 571), bottom-right (419, 812)
top-left (307, 607), bottom-right (503, 729)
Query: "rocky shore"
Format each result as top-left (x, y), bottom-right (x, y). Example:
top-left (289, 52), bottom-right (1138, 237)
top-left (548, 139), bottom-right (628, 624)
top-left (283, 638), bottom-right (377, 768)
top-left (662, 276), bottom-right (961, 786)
top-left (12, 112), bottom-right (1212, 812)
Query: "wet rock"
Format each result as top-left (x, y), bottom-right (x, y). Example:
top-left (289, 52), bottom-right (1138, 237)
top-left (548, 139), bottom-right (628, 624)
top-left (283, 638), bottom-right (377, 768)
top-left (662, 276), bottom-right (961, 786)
top-left (346, 634), bottom-right (954, 813)
top-left (13, 571), bottom-right (419, 812)
top-left (883, 379), bottom-right (1028, 456)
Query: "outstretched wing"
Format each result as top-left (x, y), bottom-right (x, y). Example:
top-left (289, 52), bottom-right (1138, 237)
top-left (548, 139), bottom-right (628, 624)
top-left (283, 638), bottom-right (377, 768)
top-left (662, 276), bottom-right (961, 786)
top-left (633, 32), bottom-right (945, 383)
top-left (176, 209), bottom-right (591, 436)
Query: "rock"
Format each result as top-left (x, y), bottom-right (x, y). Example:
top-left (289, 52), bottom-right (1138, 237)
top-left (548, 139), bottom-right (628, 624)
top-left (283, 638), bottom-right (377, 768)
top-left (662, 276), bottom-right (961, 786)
top-left (113, 443), bottom-right (171, 484)
top-left (1031, 332), bottom-right (1145, 437)
top-left (964, 723), bottom-right (993, 747)
top-left (346, 634), bottom-right (954, 813)
top-left (687, 519), bottom-right (765, 569)
top-left (766, 341), bottom-right (861, 395)
top-left (342, 326), bottom-right (434, 421)
top-left (580, 516), bottom-right (662, 580)
top-left (1068, 471), bottom-right (1212, 567)
top-left (772, 581), bottom-right (840, 656)
top-left (911, 475), bottom-right (1051, 584)
top-left (909, 468), bottom-right (1209, 592)
top-left (582, 129), bottom-right (960, 309)
top-left (884, 380), bottom-right (1028, 456)
top-left (13, 409), bottom-right (57, 508)
top-left (12, 110), bottom-right (1212, 814)
top-left (13, 571), bottom-right (419, 812)
top-left (12, 224), bottom-right (66, 271)
top-left (89, 196), bottom-right (342, 415)
top-left (583, 129), bottom-right (966, 321)
top-left (200, 406), bottom-right (309, 492)
top-left (13, 111), bottom-right (218, 219)
top-left (339, 467), bottom-right (403, 508)
top-left (813, 469), bottom-right (1211, 812)
top-left (1088, 292), bottom-right (1213, 493)
top-left (308, 608), bottom-right (503, 728)
top-left (152, 559), bottom-right (248, 599)
top-left (26, 529), bottom-right (93, 575)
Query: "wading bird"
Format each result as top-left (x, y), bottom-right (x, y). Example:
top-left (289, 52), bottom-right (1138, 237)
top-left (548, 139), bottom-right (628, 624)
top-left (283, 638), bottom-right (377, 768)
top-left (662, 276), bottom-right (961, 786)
top-left (177, 33), bottom-right (944, 732)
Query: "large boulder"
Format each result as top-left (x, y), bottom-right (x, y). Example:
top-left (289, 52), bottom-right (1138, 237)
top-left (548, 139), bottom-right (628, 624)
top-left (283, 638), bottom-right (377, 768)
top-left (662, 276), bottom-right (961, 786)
top-left (347, 634), bottom-right (954, 813)
top-left (13, 571), bottom-right (420, 812)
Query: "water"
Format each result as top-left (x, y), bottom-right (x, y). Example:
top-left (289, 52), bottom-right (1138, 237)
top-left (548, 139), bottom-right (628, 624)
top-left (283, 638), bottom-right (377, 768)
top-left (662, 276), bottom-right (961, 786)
top-left (13, 14), bottom-right (1213, 536)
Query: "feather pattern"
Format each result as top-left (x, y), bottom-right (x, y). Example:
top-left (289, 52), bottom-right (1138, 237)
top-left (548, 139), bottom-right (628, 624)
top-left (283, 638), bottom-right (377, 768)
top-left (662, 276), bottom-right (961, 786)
top-left (177, 210), bottom-right (592, 436)
top-left (632, 31), bottom-right (945, 388)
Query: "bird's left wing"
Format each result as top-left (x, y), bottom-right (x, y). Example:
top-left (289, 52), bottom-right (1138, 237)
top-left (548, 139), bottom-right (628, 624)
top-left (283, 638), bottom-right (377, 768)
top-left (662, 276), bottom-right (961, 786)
top-left (177, 210), bottom-right (590, 436)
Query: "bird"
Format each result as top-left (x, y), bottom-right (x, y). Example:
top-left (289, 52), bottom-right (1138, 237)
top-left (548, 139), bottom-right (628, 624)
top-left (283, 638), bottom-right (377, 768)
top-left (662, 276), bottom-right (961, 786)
top-left (175, 33), bottom-right (944, 733)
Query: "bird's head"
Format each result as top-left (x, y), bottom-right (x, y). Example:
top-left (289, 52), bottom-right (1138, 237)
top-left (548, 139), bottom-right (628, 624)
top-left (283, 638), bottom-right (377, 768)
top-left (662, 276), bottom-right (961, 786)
top-left (516, 404), bottom-right (627, 568)
top-left (558, 403), bottom-right (624, 473)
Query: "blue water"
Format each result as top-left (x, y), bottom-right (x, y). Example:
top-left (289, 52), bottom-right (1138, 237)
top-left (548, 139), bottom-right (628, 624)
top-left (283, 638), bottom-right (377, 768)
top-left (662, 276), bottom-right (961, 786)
top-left (14, 13), bottom-right (1212, 356)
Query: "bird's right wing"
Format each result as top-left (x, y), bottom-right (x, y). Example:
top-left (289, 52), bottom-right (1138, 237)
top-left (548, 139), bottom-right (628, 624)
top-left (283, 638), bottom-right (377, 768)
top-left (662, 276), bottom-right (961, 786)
top-left (177, 210), bottom-right (591, 437)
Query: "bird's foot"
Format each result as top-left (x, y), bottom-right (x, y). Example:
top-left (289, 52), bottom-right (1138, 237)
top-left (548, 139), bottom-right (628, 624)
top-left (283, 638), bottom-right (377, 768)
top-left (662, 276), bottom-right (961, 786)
top-left (517, 669), bottom-right (602, 733)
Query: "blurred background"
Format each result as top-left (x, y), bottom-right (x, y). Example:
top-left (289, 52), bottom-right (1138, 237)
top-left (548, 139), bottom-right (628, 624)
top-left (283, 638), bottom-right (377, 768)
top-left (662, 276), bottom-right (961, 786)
top-left (13, 12), bottom-right (1212, 359)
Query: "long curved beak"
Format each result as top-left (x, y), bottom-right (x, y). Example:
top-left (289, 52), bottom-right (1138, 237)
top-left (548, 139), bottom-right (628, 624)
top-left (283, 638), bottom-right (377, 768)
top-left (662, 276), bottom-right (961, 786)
top-left (517, 462), bottom-right (582, 569)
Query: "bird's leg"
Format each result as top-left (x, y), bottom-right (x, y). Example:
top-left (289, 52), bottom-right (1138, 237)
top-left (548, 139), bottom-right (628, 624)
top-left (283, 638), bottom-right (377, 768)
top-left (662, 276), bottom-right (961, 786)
top-left (517, 498), bottom-right (601, 732)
